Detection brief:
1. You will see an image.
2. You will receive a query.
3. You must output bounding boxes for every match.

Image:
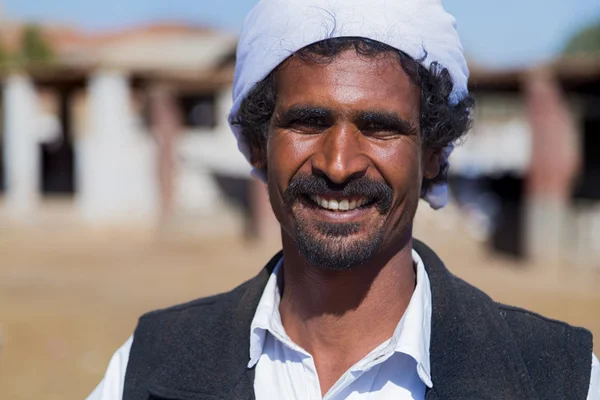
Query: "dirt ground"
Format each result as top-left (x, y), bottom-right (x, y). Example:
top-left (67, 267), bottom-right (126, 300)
top-left (0, 209), bottom-right (599, 400)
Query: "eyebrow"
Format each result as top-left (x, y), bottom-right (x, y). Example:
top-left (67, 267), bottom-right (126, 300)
top-left (358, 111), bottom-right (418, 136)
top-left (273, 105), bottom-right (332, 126)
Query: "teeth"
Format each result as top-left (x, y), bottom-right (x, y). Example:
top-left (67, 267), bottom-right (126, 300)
top-left (339, 199), bottom-right (349, 211)
top-left (310, 196), bottom-right (369, 211)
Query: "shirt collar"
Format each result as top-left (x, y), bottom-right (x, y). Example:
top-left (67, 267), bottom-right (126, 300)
top-left (248, 249), bottom-right (433, 388)
top-left (248, 257), bottom-right (285, 367)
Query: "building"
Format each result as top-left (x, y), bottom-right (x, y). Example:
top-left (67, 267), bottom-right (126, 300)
top-left (0, 20), bottom-right (598, 265)
top-left (451, 57), bottom-right (600, 267)
top-left (0, 22), bottom-right (258, 233)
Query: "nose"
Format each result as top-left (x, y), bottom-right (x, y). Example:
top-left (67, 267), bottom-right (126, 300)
top-left (310, 124), bottom-right (369, 184)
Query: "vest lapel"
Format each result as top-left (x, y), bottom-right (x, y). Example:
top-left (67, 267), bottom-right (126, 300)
top-left (414, 240), bottom-right (539, 400)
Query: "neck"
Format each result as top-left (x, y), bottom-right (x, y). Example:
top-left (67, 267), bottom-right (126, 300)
top-left (278, 232), bottom-right (416, 367)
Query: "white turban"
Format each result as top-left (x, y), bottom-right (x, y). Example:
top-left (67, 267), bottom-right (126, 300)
top-left (228, 0), bottom-right (469, 209)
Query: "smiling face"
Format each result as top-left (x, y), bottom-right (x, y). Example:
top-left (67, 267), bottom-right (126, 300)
top-left (264, 49), bottom-right (441, 270)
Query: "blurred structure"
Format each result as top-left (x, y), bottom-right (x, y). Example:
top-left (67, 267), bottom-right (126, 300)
top-left (0, 22), bottom-right (262, 233)
top-left (0, 18), bottom-right (598, 266)
top-left (452, 57), bottom-right (600, 268)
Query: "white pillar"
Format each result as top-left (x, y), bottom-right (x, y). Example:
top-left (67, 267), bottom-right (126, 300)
top-left (76, 70), bottom-right (158, 224)
top-left (174, 85), bottom-right (247, 216)
top-left (3, 74), bottom-right (40, 217)
top-left (216, 85), bottom-right (233, 140)
top-left (211, 85), bottom-right (252, 175)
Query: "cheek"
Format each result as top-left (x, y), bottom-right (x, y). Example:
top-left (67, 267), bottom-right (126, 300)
top-left (265, 131), bottom-right (310, 220)
top-left (370, 139), bottom-right (423, 194)
top-left (265, 140), bottom-right (286, 219)
top-left (267, 130), bottom-right (315, 182)
top-left (265, 162), bottom-right (289, 231)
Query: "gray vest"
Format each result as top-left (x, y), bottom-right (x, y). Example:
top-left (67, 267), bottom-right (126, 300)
top-left (123, 240), bottom-right (593, 399)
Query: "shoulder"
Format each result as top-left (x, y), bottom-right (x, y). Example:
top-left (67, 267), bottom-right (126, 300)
top-left (443, 260), bottom-right (593, 364)
top-left (134, 276), bottom-right (257, 339)
top-left (131, 251), bottom-right (280, 346)
top-left (496, 302), bottom-right (593, 363)
top-left (497, 302), bottom-right (593, 342)
top-left (414, 239), bottom-right (593, 395)
top-left (122, 255), bottom-right (279, 398)
top-left (139, 288), bottom-right (236, 323)
top-left (498, 303), bottom-right (594, 398)
top-left (415, 238), bottom-right (593, 349)
top-left (448, 261), bottom-right (593, 394)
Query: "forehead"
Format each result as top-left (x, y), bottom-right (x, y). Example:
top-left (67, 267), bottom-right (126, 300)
top-left (273, 49), bottom-right (420, 117)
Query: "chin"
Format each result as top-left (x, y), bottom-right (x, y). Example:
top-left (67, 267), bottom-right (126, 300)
top-left (294, 222), bottom-right (385, 271)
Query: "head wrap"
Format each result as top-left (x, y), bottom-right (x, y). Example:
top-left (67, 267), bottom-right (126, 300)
top-left (228, 0), bottom-right (469, 209)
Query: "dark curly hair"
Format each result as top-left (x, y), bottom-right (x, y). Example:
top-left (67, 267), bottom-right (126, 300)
top-left (230, 37), bottom-right (474, 191)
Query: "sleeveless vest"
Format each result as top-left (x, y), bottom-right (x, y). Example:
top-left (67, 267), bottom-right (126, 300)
top-left (123, 240), bottom-right (593, 400)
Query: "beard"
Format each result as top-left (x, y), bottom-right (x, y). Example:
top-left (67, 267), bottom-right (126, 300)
top-left (283, 174), bottom-right (393, 271)
top-left (293, 218), bottom-right (385, 271)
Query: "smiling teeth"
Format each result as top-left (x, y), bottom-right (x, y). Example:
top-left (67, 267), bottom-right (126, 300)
top-left (311, 196), bottom-right (368, 211)
top-left (339, 200), bottom-right (349, 211)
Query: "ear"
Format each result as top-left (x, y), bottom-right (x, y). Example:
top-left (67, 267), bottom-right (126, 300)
top-left (249, 140), bottom-right (268, 171)
top-left (250, 152), bottom-right (267, 171)
top-left (423, 147), bottom-right (441, 180)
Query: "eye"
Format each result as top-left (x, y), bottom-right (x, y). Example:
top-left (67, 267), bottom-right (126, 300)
top-left (294, 117), bottom-right (326, 126)
top-left (289, 117), bottom-right (328, 132)
top-left (361, 122), bottom-right (400, 137)
top-left (363, 121), bottom-right (384, 130)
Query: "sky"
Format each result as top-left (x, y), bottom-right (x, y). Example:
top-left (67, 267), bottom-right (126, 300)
top-left (2, 0), bottom-right (599, 69)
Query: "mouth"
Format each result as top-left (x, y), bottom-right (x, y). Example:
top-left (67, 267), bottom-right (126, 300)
top-left (293, 193), bottom-right (381, 234)
top-left (304, 195), bottom-right (375, 212)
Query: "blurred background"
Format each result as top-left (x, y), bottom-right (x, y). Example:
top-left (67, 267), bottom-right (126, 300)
top-left (0, 0), bottom-right (598, 398)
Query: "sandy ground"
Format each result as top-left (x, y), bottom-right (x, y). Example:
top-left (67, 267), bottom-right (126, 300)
top-left (0, 208), bottom-right (599, 400)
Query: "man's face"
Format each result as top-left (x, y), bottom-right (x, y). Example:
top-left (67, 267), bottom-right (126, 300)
top-left (265, 49), bottom-right (440, 270)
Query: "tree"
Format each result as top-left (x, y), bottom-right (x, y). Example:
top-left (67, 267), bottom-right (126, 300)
top-left (563, 20), bottom-right (600, 56)
top-left (19, 24), bottom-right (54, 64)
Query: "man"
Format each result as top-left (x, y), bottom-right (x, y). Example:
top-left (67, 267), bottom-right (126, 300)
top-left (89, 0), bottom-right (599, 399)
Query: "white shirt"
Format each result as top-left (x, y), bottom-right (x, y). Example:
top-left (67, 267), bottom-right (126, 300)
top-left (248, 250), bottom-right (432, 399)
top-left (88, 250), bottom-right (600, 400)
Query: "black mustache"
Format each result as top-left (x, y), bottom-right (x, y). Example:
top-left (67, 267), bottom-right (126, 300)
top-left (283, 174), bottom-right (393, 214)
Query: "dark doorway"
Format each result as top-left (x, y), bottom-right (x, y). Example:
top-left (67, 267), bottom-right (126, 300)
top-left (573, 113), bottom-right (600, 200)
top-left (40, 89), bottom-right (75, 195)
top-left (213, 174), bottom-right (255, 240)
top-left (487, 174), bottom-right (524, 259)
top-left (177, 93), bottom-right (217, 129)
top-left (450, 173), bottom-right (525, 259)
